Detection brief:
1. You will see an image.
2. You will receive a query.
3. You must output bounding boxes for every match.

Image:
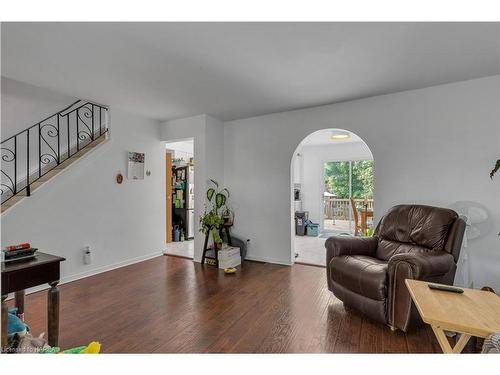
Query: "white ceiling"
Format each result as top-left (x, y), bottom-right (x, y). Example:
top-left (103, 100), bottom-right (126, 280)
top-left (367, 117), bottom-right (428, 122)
top-left (2, 22), bottom-right (499, 122)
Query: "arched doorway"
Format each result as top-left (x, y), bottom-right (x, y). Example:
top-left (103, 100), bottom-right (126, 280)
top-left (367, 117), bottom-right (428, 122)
top-left (290, 129), bottom-right (374, 266)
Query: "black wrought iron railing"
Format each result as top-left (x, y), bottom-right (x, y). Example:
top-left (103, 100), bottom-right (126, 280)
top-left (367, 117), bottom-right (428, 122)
top-left (1, 100), bottom-right (109, 204)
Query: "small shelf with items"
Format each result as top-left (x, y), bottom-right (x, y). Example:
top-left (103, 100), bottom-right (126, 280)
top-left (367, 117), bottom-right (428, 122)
top-left (171, 165), bottom-right (194, 241)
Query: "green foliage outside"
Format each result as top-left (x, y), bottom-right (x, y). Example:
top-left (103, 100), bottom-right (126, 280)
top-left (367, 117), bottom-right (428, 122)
top-left (324, 160), bottom-right (374, 199)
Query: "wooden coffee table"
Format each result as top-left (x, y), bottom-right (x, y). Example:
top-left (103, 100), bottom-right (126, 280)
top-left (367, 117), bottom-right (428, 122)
top-left (405, 279), bottom-right (500, 353)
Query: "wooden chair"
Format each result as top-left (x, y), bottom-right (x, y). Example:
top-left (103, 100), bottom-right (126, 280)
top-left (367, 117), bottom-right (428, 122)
top-left (350, 198), bottom-right (361, 236)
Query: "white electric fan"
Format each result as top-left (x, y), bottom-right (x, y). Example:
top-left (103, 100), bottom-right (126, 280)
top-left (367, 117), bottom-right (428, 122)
top-left (449, 201), bottom-right (492, 288)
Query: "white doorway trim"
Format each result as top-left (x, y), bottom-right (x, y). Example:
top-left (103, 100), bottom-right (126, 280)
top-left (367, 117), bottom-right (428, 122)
top-left (290, 129), bottom-right (374, 266)
top-left (163, 137), bottom-right (195, 260)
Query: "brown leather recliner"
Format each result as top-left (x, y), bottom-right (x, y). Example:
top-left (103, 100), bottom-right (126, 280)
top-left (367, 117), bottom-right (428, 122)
top-left (326, 204), bottom-right (466, 332)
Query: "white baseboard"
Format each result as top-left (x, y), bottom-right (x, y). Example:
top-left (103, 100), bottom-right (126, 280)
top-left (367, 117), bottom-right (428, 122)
top-left (244, 255), bottom-right (292, 266)
top-left (6, 250), bottom-right (163, 299)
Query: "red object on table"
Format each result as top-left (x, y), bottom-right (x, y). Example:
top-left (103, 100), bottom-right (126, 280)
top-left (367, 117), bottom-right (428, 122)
top-left (4, 243), bottom-right (31, 251)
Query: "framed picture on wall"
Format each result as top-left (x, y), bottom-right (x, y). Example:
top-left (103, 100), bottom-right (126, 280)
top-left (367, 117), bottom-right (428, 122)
top-left (127, 152), bottom-right (145, 180)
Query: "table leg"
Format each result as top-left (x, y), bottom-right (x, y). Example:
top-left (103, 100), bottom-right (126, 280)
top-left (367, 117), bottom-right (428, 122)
top-left (226, 227), bottom-right (233, 246)
top-left (1, 294), bottom-right (7, 353)
top-left (453, 333), bottom-right (472, 353)
top-left (15, 290), bottom-right (25, 321)
top-left (47, 281), bottom-right (60, 347)
top-left (201, 231), bottom-right (210, 266)
top-left (431, 325), bottom-right (471, 353)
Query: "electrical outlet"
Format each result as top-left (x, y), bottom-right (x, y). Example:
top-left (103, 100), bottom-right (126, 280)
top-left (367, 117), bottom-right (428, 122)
top-left (83, 246), bottom-right (92, 265)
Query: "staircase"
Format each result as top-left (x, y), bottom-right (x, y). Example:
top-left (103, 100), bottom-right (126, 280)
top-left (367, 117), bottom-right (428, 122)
top-left (1, 100), bottom-right (109, 213)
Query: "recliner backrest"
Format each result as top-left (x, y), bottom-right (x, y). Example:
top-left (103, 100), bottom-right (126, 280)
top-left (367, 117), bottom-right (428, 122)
top-left (375, 204), bottom-right (459, 261)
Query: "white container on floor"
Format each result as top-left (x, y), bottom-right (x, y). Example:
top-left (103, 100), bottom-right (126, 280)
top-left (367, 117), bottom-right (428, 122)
top-left (218, 246), bottom-right (241, 269)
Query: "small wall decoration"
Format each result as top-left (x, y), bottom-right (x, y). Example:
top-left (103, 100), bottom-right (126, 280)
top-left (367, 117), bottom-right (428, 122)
top-left (127, 152), bottom-right (145, 180)
top-left (116, 173), bottom-right (124, 184)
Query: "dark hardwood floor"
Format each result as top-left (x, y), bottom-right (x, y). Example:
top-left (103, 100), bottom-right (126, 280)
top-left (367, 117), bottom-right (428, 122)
top-left (10, 256), bottom-right (442, 353)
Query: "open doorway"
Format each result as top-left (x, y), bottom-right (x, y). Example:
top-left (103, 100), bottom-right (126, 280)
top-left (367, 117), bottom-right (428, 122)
top-left (291, 129), bottom-right (374, 266)
top-left (164, 138), bottom-right (195, 259)
top-left (322, 160), bottom-right (374, 236)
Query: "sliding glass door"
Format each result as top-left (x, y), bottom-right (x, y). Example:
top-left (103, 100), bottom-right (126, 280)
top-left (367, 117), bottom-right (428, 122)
top-left (323, 160), bottom-right (374, 235)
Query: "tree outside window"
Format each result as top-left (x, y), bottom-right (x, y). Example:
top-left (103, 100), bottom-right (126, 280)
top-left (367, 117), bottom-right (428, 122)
top-left (324, 160), bottom-right (373, 199)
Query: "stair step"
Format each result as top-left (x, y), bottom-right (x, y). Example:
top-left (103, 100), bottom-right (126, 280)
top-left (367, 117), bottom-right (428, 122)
top-left (91, 134), bottom-right (106, 146)
top-left (37, 169), bottom-right (63, 184)
top-left (30, 180), bottom-right (47, 192)
top-left (1, 195), bottom-right (25, 213)
top-left (55, 154), bottom-right (80, 170)
top-left (16, 189), bottom-right (28, 197)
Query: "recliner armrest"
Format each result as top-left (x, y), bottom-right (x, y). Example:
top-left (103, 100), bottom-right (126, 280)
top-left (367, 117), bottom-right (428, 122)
top-left (388, 251), bottom-right (455, 279)
top-left (387, 251), bottom-right (456, 331)
top-left (325, 236), bottom-right (378, 262)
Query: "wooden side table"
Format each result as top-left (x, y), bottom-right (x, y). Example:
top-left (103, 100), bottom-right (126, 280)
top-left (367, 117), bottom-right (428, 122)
top-left (201, 224), bottom-right (233, 268)
top-left (1, 252), bottom-right (65, 352)
top-left (405, 279), bottom-right (500, 353)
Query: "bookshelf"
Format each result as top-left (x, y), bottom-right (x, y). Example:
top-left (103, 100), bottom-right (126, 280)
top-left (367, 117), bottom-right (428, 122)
top-left (171, 165), bottom-right (194, 240)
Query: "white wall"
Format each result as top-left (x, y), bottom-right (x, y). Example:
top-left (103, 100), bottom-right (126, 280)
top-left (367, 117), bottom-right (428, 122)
top-left (224, 76), bottom-right (500, 288)
top-left (1, 77), bottom-right (77, 138)
top-left (298, 141), bottom-right (373, 225)
top-left (1, 107), bottom-right (165, 285)
top-left (160, 114), bottom-right (224, 262)
top-left (205, 115), bottom-right (225, 186)
top-left (292, 152), bottom-right (302, 185)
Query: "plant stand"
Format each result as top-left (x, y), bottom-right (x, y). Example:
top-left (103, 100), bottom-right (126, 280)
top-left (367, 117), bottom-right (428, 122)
top-left (201, 224), bottom-right (233, 267)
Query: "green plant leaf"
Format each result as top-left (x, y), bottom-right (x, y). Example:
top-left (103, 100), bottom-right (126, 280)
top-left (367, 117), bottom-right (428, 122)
top-left (206, 188), bottom-right (215, 201)
top-left (199, 211), bottom-right (223, 232)
top-left (212, 228), bottom-right (222, 244)
top-left (215, 193), bottom-right (226, 209)
top-left (221, 188), bottom-right (230, 198)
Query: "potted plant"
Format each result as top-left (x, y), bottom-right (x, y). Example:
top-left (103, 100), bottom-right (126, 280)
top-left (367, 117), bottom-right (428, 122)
top-left (200, 211), bottom-right (224, 248)
top-left (199, 179), bottom-right (231, 249)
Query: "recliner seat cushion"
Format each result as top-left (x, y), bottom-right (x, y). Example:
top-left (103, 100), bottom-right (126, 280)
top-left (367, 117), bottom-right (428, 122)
top-left (329, 255), bottom-right (388, 301)
top-left (376, 205), bottom-right (458, 260)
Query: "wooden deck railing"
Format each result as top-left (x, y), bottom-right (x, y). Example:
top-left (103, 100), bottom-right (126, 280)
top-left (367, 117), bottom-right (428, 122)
top-left (324, 198), bottom-right (374, 220)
